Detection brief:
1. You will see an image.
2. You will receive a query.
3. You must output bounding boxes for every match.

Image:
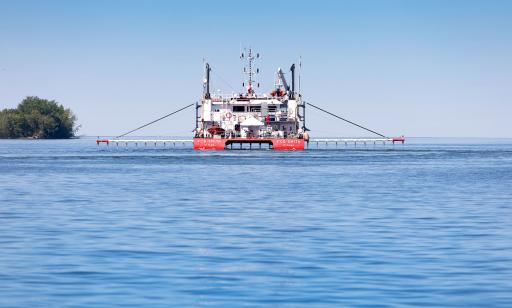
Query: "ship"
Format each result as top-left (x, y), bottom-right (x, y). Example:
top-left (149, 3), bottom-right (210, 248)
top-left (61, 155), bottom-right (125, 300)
top-left (96, 48), bottom-right (405, 149)
top-left (193, 48), bottom-right (307, 150)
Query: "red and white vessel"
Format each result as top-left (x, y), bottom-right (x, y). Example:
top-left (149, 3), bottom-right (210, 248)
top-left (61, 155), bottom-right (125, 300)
top-left (97, 48), bottom-right (405, 149)
top-left (193, 48), bottom-right (308, 150)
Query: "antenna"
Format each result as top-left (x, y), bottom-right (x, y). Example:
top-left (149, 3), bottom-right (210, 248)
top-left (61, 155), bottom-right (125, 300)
top-left (298, 56), bottom-right (302, 96)
top-left (240, 47), bottom-right (260, 97)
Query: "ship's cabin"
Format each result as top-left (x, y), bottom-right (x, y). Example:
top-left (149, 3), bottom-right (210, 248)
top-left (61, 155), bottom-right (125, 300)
top-left (196, 94), bottom-right (304, 139)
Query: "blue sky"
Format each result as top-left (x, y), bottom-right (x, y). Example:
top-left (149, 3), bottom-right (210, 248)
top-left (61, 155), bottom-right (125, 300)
top-left (1, 0), bottom-right (511, 137)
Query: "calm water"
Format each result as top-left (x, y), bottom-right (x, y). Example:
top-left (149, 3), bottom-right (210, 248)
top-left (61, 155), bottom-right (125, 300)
top-left (1, 138), bottom-right (511, 307)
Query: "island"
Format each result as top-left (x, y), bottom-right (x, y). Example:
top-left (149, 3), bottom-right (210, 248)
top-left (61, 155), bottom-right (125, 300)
top-left (0, 96), bottom-right (77, 139)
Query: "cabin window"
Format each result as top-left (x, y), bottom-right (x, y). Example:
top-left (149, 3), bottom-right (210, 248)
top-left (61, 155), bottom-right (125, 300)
top-left (249, 106), bottom-right (261, 112)
top-left (233, 106), bottom-right (245, 112)
top-left (268, 106), bottom-right (277, 112)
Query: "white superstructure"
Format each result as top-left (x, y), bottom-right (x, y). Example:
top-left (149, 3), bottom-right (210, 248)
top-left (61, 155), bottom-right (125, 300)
top-left (195, 48), bottom-right (307, 141)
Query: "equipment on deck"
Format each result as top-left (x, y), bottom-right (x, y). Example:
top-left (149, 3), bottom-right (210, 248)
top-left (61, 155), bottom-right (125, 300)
top-left (97, 48), bottom-right (405, 150)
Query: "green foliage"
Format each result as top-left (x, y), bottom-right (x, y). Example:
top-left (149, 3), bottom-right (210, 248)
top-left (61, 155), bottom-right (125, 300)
top-left (0, 96), bottom-right (77, 139)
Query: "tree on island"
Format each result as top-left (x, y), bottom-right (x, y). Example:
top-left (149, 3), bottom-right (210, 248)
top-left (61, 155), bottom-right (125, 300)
top-left (0, 96), bottom-right (78, 139)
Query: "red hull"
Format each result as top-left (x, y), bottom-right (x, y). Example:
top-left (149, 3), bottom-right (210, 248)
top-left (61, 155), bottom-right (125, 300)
top-left (193, 138), bottom-right (305, 150)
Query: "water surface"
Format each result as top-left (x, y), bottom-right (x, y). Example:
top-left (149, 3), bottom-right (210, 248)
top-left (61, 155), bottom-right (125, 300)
top-left (1, 138), bottom-right (511, 307)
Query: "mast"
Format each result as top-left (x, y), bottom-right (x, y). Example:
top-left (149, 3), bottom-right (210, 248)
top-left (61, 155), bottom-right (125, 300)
top-left (203, 62), bottom-right (211, 99)
top-left (290, 63), bottom-right (295, 99)
top-left (299, 57), bottom-right (306, 130)
top-left (241, 47), bottom-right (259, 97)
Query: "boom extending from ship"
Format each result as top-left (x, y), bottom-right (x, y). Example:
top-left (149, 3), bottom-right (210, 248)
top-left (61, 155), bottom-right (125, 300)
top-left (97, 49), bottom-right (405, 150)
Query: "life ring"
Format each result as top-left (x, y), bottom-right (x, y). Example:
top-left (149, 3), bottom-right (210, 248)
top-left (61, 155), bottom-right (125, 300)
top-left (225, 112), bottom-right (233, 119)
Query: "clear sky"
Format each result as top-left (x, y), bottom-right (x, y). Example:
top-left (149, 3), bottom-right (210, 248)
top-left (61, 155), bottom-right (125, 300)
top-left (1, 0), bottom-right (511, 137)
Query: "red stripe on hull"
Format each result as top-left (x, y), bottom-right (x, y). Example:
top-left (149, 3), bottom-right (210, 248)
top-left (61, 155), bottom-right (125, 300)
top-left (272, 139), bottom-right (305, 150)
top-left (193, 138), bottom-right (226, 150)
top-left (193, 138), bottom-right (305, 150)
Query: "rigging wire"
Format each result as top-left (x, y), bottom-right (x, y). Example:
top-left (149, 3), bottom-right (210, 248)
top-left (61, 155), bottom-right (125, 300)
top-left (115, 103), bottom-right (195, 138)
top-left (211, 69), bottom-right (238, 93)
top-left (306, 102), bottom-right (387, 138)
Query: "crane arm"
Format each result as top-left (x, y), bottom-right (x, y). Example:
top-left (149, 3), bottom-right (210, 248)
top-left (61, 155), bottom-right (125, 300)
top-left (277, 68), bottom-right (289, 92)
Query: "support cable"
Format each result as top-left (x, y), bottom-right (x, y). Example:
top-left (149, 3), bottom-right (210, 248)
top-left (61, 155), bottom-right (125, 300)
top-left (211, 69), bottom-right (237, 93)
top-left (306, 102), bottom-right (387, 138)
top-left (116, 103), bottom-right (194, 138)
